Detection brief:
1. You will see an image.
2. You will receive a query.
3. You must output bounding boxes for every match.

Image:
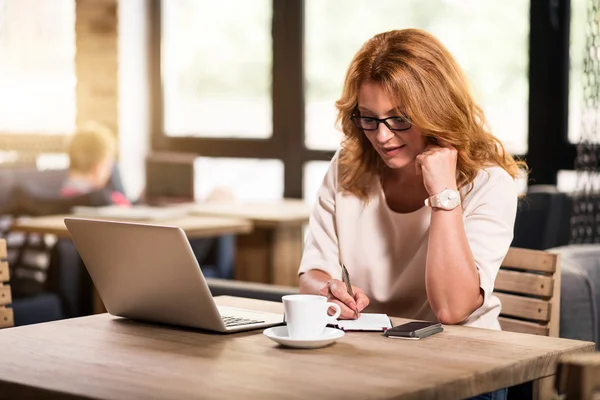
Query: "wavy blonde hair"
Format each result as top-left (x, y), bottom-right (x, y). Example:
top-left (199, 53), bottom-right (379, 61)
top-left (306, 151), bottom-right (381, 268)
top-left (335, 29), bottom-right (526, 199)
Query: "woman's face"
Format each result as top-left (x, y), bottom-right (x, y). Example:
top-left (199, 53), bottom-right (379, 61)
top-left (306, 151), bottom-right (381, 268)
top-left (357, 81), bottom-right (427, 170)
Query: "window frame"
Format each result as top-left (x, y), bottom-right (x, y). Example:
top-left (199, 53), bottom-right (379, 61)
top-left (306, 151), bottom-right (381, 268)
top-left (151, 0), bottom-right (576, 198)
top-left (528, 0), bottom-right (575, 184)
top-left (150, 0), bottom-right (332, 199)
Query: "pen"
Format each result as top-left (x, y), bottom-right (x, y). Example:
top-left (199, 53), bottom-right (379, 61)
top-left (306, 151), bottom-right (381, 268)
top-left (341, 263), bottom-right (359, 319)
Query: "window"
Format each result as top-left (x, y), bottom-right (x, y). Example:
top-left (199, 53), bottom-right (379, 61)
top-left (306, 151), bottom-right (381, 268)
top-left (569, 0), bottom-right (588, 144)
top-left (161, 0), bottom-right (272, 138)
top-left (195, 157), bottom-right (283, 202)
top-left (0, 0), bottom-right (76, 134)
top-left (155, 1), bottom-right (569, 197)
top-left (305, 0), bottom-right (530, 155)
top-left (303, 161), bottom-right (330, 207)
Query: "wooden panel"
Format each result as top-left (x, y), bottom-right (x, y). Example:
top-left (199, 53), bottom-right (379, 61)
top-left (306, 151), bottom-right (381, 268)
top-left (271, 225), bottom-right (303, 286)
top-left (235, 229), bottom-right (271, 283)
top-left (0, 307), bottom-right (13, 329)
top-left (548, 257), bottom-right (562, 337)
top-left (0, 238), bottom-right (6, 259)
top-left (0, 296), bottom-right (593, 400)
top-left (502, 247), bottom-right (559, 273)
top-left (0, 285), bottom-right (12, 306)
top-left (495, 269), bottom-right (554, 297)
top-left (496, 292), bottom-right (551, 322)
top-left (556, 353), bottom-right (600, 400)
top-left (533, 377), bottom-right (555, 400)
top-left (0, 261), bottom-right (9, 283)
top-left (499, 317), bottom-right (549, 336)
top-left (235, 224), bottom-right (305, 286)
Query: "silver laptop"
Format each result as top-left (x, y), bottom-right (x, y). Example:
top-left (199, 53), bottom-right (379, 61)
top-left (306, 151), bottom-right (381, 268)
top-left (64, 217), bottom-right (284, 333)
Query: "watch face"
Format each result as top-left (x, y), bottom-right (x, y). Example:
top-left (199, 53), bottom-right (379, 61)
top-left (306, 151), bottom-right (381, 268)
top-left (440, 189), bottom-right (460, 209)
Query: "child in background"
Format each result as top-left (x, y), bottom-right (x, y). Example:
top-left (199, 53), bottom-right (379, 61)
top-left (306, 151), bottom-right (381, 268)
top-left (61, 121), bottom-right (234, 279)
top-left (61, 122), bottom-right (130, 206)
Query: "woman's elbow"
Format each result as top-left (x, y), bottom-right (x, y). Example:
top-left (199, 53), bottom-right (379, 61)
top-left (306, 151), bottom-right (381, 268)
top-left (435, 309), bottom-right (468, 325)
top-left (435, 295), bottom-right (483, 325)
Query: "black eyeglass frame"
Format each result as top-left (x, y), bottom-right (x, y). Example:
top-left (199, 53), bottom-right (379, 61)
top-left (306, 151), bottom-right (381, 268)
top-left (349, 111), bottom-right (412, 132)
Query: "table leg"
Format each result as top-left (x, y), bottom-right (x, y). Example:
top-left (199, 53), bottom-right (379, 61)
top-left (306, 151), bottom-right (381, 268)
top-left (235, 225), bottom-right (303, 286)
top-left (235, 228), bottom-right (271, 283)
top-left (508, 377), bottom-right (555, 400)
top-left (271, 225), bottom-right (303, 286)
top-left (533, 376), bottom-right (555, 400)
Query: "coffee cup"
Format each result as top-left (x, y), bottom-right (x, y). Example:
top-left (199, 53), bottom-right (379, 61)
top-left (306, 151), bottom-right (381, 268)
top-left (282, 294), bottom-right (341, 339)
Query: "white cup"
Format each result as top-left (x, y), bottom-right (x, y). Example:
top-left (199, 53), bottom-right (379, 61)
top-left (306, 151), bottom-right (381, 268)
top-left (282, 294), bottom-right (342, 339)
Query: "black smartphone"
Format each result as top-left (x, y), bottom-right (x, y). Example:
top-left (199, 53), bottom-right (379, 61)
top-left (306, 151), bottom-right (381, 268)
top-left (384, 321), bottom-right (443, 339)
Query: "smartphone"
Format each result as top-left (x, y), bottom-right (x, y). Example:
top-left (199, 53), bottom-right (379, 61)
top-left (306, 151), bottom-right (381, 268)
top-left (384, 321), bottom-right (443, 339)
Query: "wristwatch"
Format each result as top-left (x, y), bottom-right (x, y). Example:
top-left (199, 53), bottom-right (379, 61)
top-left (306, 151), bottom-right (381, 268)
top-left (424, 188), bottom-right (461, 210)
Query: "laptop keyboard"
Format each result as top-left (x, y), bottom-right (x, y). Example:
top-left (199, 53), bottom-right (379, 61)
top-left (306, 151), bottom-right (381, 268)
top-left (221, 316), bottom-right (265, 327)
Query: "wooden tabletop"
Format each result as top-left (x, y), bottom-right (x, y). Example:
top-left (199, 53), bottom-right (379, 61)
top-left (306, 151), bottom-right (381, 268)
top-left (9, 215), bottom-right (253, 239)
top-left (0, 296), bottom-right (594, 400)
top-left (182, 199), bottom-right (311, 227)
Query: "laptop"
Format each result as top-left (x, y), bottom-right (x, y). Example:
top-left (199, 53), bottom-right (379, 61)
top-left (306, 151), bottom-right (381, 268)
top-left (64, 217), bottom-right (284, 333)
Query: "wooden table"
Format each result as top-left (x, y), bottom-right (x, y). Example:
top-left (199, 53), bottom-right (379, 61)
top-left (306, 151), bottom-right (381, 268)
top-left (10, 214), bottom-right (253, 239)
top-left (0, 296), bottom-right (594, 400)
top-left (185, 200), bottom-right (310, 286)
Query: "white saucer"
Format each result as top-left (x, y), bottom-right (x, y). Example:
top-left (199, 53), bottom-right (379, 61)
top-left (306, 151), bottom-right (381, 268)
top-left (263, 326), bottom-right (345, 349)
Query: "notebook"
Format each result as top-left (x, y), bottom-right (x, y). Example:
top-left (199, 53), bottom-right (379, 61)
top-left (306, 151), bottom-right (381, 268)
top-left (334, 313), bottom-right (393, 331)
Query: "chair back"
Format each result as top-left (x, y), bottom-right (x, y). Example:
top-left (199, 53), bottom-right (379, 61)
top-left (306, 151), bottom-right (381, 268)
top-left (495, 247), bottom-right (561, 337)
top-left (555, 353), bottom-right (600, 400)
top-left (513, 187), bottom-right (571, 250)
top-left (0, 239), bottom-right (14, 328)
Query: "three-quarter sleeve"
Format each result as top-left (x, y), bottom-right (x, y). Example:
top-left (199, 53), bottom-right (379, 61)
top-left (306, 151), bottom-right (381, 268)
top-left (298, 152), bottom-right (343, 280)
top-left (462, 167), bottom-right (519, 303)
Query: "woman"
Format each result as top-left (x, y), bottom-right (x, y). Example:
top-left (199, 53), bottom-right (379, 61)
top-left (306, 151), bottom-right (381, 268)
top-left (299, 28), bottom-right (525, 332)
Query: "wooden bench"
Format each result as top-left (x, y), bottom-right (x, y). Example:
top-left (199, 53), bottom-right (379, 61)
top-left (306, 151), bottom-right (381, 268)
top-left (0, 239), bottom-right (14, 328)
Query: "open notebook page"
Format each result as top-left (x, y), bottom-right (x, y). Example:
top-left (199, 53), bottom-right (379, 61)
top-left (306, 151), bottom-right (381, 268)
top-left (335, 313), bottom-right (393, 331)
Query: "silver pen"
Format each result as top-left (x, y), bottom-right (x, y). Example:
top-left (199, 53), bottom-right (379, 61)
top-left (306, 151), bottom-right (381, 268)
top-left (341, 263), bottom-right (359, 319)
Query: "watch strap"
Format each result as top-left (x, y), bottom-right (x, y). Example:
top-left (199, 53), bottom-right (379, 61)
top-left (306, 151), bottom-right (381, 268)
top-left (424, 188), bottom-right (460, 210)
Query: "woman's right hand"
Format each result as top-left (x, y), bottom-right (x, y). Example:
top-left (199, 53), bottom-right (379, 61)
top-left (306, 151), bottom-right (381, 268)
top-left (319, 279), bottom-right (370, 320)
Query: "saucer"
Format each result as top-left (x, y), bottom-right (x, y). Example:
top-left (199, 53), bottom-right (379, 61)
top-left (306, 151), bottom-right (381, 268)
top-left (263, 326), bottom-right (345, 349)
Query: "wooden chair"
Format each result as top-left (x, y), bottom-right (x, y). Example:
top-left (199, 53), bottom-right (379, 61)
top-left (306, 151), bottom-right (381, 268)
top-left (494, 247), bottom-right (560, 399)
top-left (496, 247), bottom-right (561, 337)
top-left (0, 239), bottom-right (14, 328)
top-left (555, 353), bottom-right (600, 400)
top-left (494, 247), bottom-right (561, 399)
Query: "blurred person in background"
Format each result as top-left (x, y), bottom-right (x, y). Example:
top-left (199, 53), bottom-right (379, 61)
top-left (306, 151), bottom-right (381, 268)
top-left (62, 121), bottom-right (235, 280)
top-left (61, 122), bottom-right (129, 206)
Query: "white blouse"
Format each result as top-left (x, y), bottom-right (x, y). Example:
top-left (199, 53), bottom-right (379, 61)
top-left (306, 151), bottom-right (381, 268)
top-left (298, 151), bottom-right (518, 330)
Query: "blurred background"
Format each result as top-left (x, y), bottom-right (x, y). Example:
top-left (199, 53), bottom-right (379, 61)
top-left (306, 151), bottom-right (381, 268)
top-left (0, 0), bottom-right (586, 203)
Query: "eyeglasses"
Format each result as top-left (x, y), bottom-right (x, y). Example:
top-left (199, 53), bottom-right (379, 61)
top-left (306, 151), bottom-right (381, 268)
top-left (350, 113), bottom-right (412, 132)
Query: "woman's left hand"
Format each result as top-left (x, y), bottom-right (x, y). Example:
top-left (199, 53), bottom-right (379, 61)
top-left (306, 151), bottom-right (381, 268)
top-left (415, 140), bottom-right (458, 196)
